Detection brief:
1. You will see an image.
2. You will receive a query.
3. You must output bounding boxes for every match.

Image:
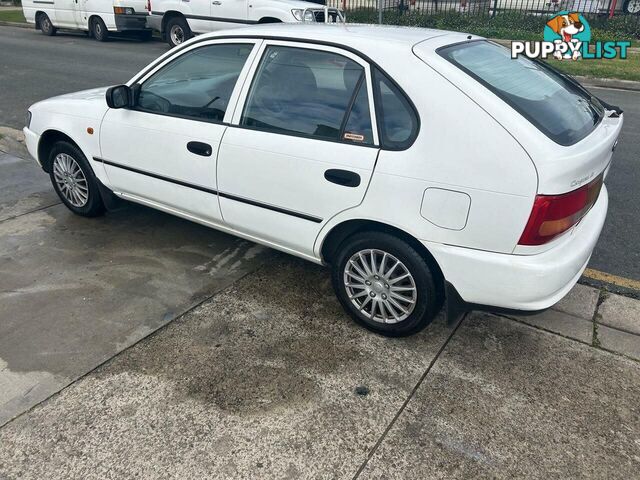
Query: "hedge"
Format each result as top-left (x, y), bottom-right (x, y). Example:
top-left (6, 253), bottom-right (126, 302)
top-left (345, 10), bottom-right (640, 41)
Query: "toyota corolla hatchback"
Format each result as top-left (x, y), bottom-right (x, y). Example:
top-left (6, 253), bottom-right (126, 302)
top-left (24, 24), bottom-right (622, 336)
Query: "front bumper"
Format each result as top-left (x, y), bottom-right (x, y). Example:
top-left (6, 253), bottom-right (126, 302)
top-left (147, 12), bottom-right (162, 32)
top-left (425, 184), bottom-right (608, 312)
top-left (23, 126), bottom-right (40, 166)
top-left (114, 13), bottom-right (149, 31)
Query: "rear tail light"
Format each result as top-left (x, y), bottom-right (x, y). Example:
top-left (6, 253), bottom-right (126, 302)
top-left (146, 0), bottom-right (151, 11)
top-left (518, 174), bottom-right (603, 246)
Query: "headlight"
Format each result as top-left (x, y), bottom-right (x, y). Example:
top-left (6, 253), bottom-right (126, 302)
top-left (291, 9), bottom-right (316, 22)
top-left (113, 6), bottom-right (135, 14)
top-left (26, 110), bottom-right (32, 129)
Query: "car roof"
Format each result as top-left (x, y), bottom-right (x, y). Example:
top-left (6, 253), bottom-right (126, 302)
top-left (201, 23), bottom-right (479, 55)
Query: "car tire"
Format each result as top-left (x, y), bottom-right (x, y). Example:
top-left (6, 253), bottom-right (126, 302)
top-left (48, 141), bottom-right (105, 217)
top-left (39, 13), bottom-right (57, 36)
top-left (623, 0), bottom-right (640, 14)
top-left (166, 16), bottom-right (191, 48)
top-left (331, 231), bottom-right (441, 337)
top-left (91, 17), bottom-right (109, 42)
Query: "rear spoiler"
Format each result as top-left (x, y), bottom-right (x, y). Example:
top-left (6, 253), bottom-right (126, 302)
top-left (597, 98), bottom-right (623, 118)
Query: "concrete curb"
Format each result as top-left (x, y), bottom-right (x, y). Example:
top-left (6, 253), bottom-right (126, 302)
top-left (578, 76), bottom-right (640, 92)
top-left (505, 284), bottom-right (640, 362)
top-left (0, 20), bottom-right (28, 28)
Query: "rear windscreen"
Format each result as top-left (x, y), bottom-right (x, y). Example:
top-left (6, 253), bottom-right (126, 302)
top-left (438, 41), bottom-right (604, 146)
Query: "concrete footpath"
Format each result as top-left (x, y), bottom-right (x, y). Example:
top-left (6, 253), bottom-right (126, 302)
top-left (0, 254), bottom-right (638, 479)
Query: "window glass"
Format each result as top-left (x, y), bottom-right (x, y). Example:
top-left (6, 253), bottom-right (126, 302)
top-left (241, 46), bottom-right (372, 143)
top-left (343, 82), bottom-right (373, 144)
top-left (438, 41), bottom-right (603, 146)
top-left (137, 43), bottom-right (253, 122)
top-left (374, 68), bottom-right (418, 149)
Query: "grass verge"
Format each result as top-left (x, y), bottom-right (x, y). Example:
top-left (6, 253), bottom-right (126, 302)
top-left (546, 51), bottom-right (640, 81)
top-left (0, 10), bottom-right (26, 23)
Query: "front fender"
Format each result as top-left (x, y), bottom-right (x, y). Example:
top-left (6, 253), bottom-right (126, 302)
top-left (250, 7), bottom-right (296, 22)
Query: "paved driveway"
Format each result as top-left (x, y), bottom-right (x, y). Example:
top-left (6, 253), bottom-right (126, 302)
top-left (1, 255), bottom-right (638, 479)
top-left (0, 151), bottom-right (271, 426)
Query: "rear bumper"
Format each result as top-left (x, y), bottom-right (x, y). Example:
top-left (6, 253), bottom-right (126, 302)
top-left (114, 13), bottom-right (149, 31)
top-left (425, 184), bottom-right (608, 312)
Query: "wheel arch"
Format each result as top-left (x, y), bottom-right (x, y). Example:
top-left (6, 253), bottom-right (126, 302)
top-left (34, 11), bottom-right (46, 28)
top-left (87, 14), bottom-right (102, 33)
top-left (319, 219), bottom-right (445, 298)
top-left (161, 10), bottom-right (186, 33)
top-left (38, 130), bottom-right (83, 173)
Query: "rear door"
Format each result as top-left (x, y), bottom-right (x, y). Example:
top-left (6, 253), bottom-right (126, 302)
top-left (217, 41), bottom-right (380, 258)
top-left (100, 40), bottom-right (261, 224)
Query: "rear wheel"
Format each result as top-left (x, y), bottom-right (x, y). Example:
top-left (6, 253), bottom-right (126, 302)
top-left (39, 13), bottom-right (56, 36)
top-left (331, 232), bottom-right (440, 337)
top-left (166, 16), bottom-right (191, 48)
top-left (91, 17), bottom-right (109, 42)
top-left (48, 141), bottom-right (105, 217)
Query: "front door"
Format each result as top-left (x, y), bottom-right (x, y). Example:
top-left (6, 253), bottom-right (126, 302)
top-left (183, 0), bottom-right (213, 34)
top-left (217, 41), bottom-right (380, 258)
top-left (210, 0), bottom-right (248, 30)
top-left (99, 40), bottom-right (261, 224)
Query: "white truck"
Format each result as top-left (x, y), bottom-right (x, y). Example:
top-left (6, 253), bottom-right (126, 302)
top-left (22, 0), bottom-right (151, 41)
top-left (146, 0), bottom-right (344, 47)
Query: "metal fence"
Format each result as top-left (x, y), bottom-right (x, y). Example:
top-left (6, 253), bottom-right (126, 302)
top-left (327, 0), bottom-right (640, 30)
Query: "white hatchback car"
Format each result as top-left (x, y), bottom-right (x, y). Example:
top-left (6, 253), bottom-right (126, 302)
top-left (24, 24), bottom-right (622, 336)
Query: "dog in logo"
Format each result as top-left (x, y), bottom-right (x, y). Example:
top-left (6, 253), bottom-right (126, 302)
top-left (546, 12), bottom-right (585, 60)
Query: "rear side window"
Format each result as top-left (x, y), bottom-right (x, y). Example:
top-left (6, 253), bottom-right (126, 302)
top-left (438, 41), bottom-right (603, 146)
top-left (373, 68), bottom-right (419, 150)
top-left (241, 46), bottom-right (373, 144)
top-left (137, 43), bottom-right (253, 122)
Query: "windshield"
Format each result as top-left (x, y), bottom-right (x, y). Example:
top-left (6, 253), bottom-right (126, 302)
top-left (438, 41), bottom-right (604, 146)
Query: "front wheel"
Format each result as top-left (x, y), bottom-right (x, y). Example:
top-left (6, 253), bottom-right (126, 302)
top-left (166, 16), bottom-right (192, 48)
top-left (623, 0), bottom-right (640, 14)
top-left (91, 17), bottom-right (109, 42)
top-left (331, 232), bottom-right (441, 337)
top-left (39, 13), bottom-right (56, 36)
top-left (48, 141), bottom-right (105, 217)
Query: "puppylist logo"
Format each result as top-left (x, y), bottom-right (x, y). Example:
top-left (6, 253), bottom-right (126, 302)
top-left (511, 12), bottom-right (630, 61)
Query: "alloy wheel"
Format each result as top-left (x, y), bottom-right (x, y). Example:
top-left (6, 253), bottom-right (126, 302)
top-left (53, 153), bottom-right (89, 207)
top-left (170, 25), bottom-right (185, 45)
top-left (343, 249), bottom-right (417, 324)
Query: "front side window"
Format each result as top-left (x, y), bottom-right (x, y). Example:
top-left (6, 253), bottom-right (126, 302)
top-left (438, 41), bottom-right (603, 146)
top-left (241, 46), bottom-right (373, 144)
top-left (137, 43), bottom-right (254, 122)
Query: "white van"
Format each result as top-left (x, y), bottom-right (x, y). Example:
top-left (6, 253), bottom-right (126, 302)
top-left (146, 0), bottom-right (343, 47)
top-left (22, 0), bottom-right (151, 41)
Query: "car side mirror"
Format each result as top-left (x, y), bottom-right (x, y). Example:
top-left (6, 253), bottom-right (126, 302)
top-left (106, 85), bottom-right (132, 109)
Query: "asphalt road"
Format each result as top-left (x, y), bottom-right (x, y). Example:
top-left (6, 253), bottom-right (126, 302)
top-left (0, 26), bottom-right (638, 282)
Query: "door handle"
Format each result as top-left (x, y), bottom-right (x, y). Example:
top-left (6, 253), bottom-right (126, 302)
top-left (324, 169), bottom-right (360, 188)
top-left (212, 1), bottom-right (221, 4)
top-left (187, 141), bottom-right (212, 157)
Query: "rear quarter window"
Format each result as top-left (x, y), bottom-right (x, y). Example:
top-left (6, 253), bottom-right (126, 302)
top-left (438, 41), bottom-right (604, 146)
